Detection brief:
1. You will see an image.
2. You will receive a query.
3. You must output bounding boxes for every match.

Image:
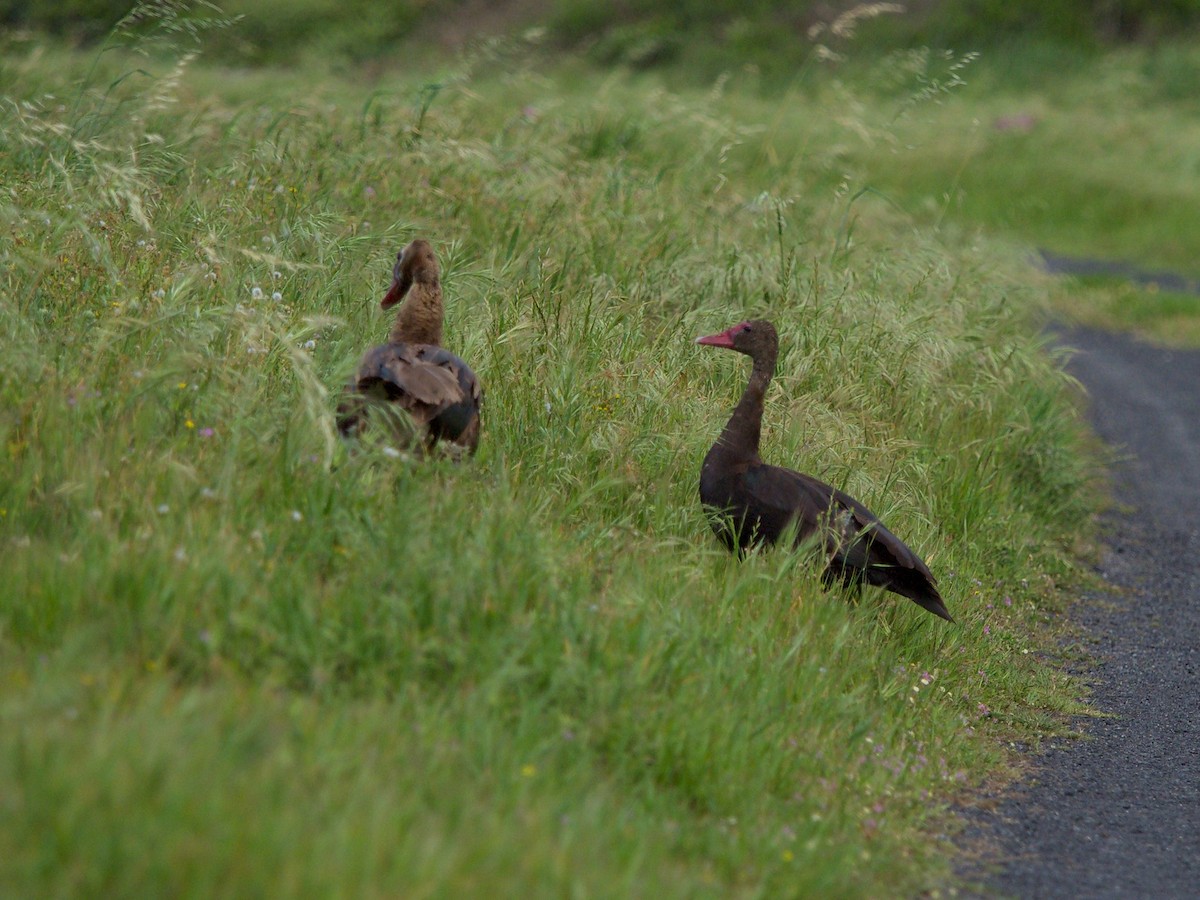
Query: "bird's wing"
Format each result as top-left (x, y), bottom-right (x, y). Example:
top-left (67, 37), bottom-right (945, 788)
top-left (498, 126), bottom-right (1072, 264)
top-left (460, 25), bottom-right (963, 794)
top-left (741, 464), bottom-right (934, 581)
top-left (355, 343), bottom-right (466, 418)
top-left (413, 346), bottom-right (483, 448)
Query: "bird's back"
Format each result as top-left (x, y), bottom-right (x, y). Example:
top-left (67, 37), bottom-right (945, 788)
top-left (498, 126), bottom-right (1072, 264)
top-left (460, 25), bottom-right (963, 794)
top-left (338, 341), bottom-right (482, 453)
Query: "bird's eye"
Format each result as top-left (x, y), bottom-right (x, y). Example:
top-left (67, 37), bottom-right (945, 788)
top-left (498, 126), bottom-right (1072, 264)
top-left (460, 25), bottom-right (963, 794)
top-left (742, 324), bottom-right (752, 333)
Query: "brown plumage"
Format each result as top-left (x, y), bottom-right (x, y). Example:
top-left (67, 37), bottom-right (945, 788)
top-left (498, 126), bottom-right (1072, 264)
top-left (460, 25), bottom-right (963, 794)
top-left (696, 319), bottom-right (953, 623)
top-left (337, 239), bottom-right (482, 456)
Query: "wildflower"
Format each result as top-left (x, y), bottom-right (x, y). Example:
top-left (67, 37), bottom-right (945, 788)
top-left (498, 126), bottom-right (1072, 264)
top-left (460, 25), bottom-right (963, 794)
top-left (919, 671), bottom-right (933, 686)
top-left (520, 764), bottom-right (536, 778)
top-left (200, 487), bottom-right (217, 499)
top-left (382, 446), bottom-right (402, 458)
top-left (271, 291), bottom-right (282, 302)
top-left (272, 270), bottom-right (282, 280)
top-left (364, 186), bottom-right (376, 198)
top-left (251, 286), bottom-right (264, 300)
top-left (291, 510), bottom-right (303, 522)
top-left (185, 419), bottom-right (195, 429)
top-left (781, 850), bottom-right (794, 862)
top-left (177, 382), bottom-right (187, 389)
top-left (303, 339), bottom-right (316, 350)
top-left (156, 504), bottom-right (170, 514)
top-left (173, 547), bottom-right (187, 562)
top-left (199, 427), bottom-right (214, 438)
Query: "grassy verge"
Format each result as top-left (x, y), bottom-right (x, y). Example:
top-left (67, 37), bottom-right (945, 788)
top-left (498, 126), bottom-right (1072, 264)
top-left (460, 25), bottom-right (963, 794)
top-left (825, 43), bottom-right (1200, 344)
top-left (1, 24), bottom-right (1097, 897)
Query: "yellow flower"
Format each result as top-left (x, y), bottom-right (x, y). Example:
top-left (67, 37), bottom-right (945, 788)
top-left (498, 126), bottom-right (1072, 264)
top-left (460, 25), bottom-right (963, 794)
top-left (185, 419), bottom-right (195, 429)
top-left (177, 381), bottom-right (187, 389)
top-left (781, 850), bottom-right (794, 862)
top-left (520, 764), bottom-right (537, 778)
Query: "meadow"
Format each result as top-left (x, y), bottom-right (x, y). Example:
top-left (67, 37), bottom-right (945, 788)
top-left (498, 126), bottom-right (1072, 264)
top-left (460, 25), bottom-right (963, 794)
top-left (0, 11), bottom-right (1121, 897)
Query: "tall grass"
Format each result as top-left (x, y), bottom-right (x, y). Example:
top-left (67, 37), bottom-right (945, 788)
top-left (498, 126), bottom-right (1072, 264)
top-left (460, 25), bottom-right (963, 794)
top-left (0, 21), bottom-right (1096, 897)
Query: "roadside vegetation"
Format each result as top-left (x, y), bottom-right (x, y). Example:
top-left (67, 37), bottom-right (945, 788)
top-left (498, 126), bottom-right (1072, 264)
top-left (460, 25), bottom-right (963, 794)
top-left (3, 1), bottom-right (1192, 894)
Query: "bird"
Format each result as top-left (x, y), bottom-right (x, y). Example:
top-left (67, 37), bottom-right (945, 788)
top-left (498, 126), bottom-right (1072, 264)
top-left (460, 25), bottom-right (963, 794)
top-left (337, 239), bottom-right (482, 456)
top-left (695, 319), bottom-right (953, 622)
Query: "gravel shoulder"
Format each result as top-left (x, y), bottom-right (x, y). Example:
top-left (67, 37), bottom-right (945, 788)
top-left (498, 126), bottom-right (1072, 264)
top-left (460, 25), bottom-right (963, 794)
top-left (959, 325), bottom-right (1200, 897)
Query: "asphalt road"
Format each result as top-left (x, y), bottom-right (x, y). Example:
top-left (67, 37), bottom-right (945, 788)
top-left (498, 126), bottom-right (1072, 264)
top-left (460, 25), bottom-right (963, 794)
top-left (961, 326), bottom-right (1200, 898)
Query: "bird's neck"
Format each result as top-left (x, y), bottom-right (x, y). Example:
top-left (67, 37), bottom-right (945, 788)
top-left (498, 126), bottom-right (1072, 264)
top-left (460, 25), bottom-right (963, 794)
top-left (715, 355), bottom-right (774, 463)
top-left (389, 282), bottom-right (444, 346)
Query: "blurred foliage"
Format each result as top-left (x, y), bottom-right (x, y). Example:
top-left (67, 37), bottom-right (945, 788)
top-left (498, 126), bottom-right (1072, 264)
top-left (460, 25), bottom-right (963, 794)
top-left (4, 0), bottom-right (1200, 69)
top-left (0, 0), bottom-right (422, 63)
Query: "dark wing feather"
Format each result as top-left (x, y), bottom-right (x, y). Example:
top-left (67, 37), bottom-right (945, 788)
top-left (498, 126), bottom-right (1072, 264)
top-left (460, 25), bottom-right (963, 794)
top-left (337, 342), bottom-right (482, 453)
top-left (414, 346), bottom-right (483, 453)
top-left (737, 464), bottom-right (952, 622)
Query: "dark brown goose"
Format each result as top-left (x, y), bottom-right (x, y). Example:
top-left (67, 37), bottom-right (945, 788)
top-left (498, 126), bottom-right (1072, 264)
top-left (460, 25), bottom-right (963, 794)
top-left (696, 319), bottom-right (953, 622)
top-left (337, 239), bottom-right (481, 456)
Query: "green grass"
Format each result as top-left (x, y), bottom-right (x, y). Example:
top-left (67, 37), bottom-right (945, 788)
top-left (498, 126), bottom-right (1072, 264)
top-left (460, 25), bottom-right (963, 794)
top-left (606, 39), bottom-right (1200, 345)
top-left (0, 22), bottom-right (1101, 898)
top-left (808, 43), bottom-right (1200, 343)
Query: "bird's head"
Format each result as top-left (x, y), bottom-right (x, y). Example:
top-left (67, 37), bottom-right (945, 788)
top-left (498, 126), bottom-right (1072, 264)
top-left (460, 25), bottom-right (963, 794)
top-left (695, 319), bottom-right (778, 359)
top-left (382, 239), bottom-right (440, 310)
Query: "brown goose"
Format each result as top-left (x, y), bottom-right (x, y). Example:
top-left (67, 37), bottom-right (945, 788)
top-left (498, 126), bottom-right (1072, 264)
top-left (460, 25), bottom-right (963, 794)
top-left (696, 319), bottom-right (953, 622)
top-left (337, 239), bottom-right (482, 456)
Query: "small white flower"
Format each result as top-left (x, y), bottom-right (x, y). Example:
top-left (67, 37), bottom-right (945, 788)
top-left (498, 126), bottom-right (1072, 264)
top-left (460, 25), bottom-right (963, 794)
top-left (156, 504), bottom-right (170, 514)
top-left (290, 510), bottom-right (303, 522)
top-left (251, 286), bottom-right (264, 300)
top-left (200, 487), bottom-right (217, 499)
top-left (382, 446), bottom-right (403, 458)
top-left (173, 547), bottom-right (187, 562)
top-left (88, 508), bottom-right (103, 521)
top-left (137, 239), bottom-right (146, 247)
top-left (152, 289), bottom-right (165, 299)
top-left (271, 291), bottom-right (282, 302)
top-left (204, 271), bottom-right (216, 282)
top-left (272, 270), bottom-right (282, 280)
top-left (544, 402), bottom-right (552, 413)
top-left (303, 339), bottom-right (316, 350)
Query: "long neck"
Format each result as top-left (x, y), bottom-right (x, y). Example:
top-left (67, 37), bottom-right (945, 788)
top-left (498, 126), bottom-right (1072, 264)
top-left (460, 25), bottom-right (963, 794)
top-left (389, 282), bottom-right (443, 346)
top-left (715, 351), bottom-right (775, 462)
